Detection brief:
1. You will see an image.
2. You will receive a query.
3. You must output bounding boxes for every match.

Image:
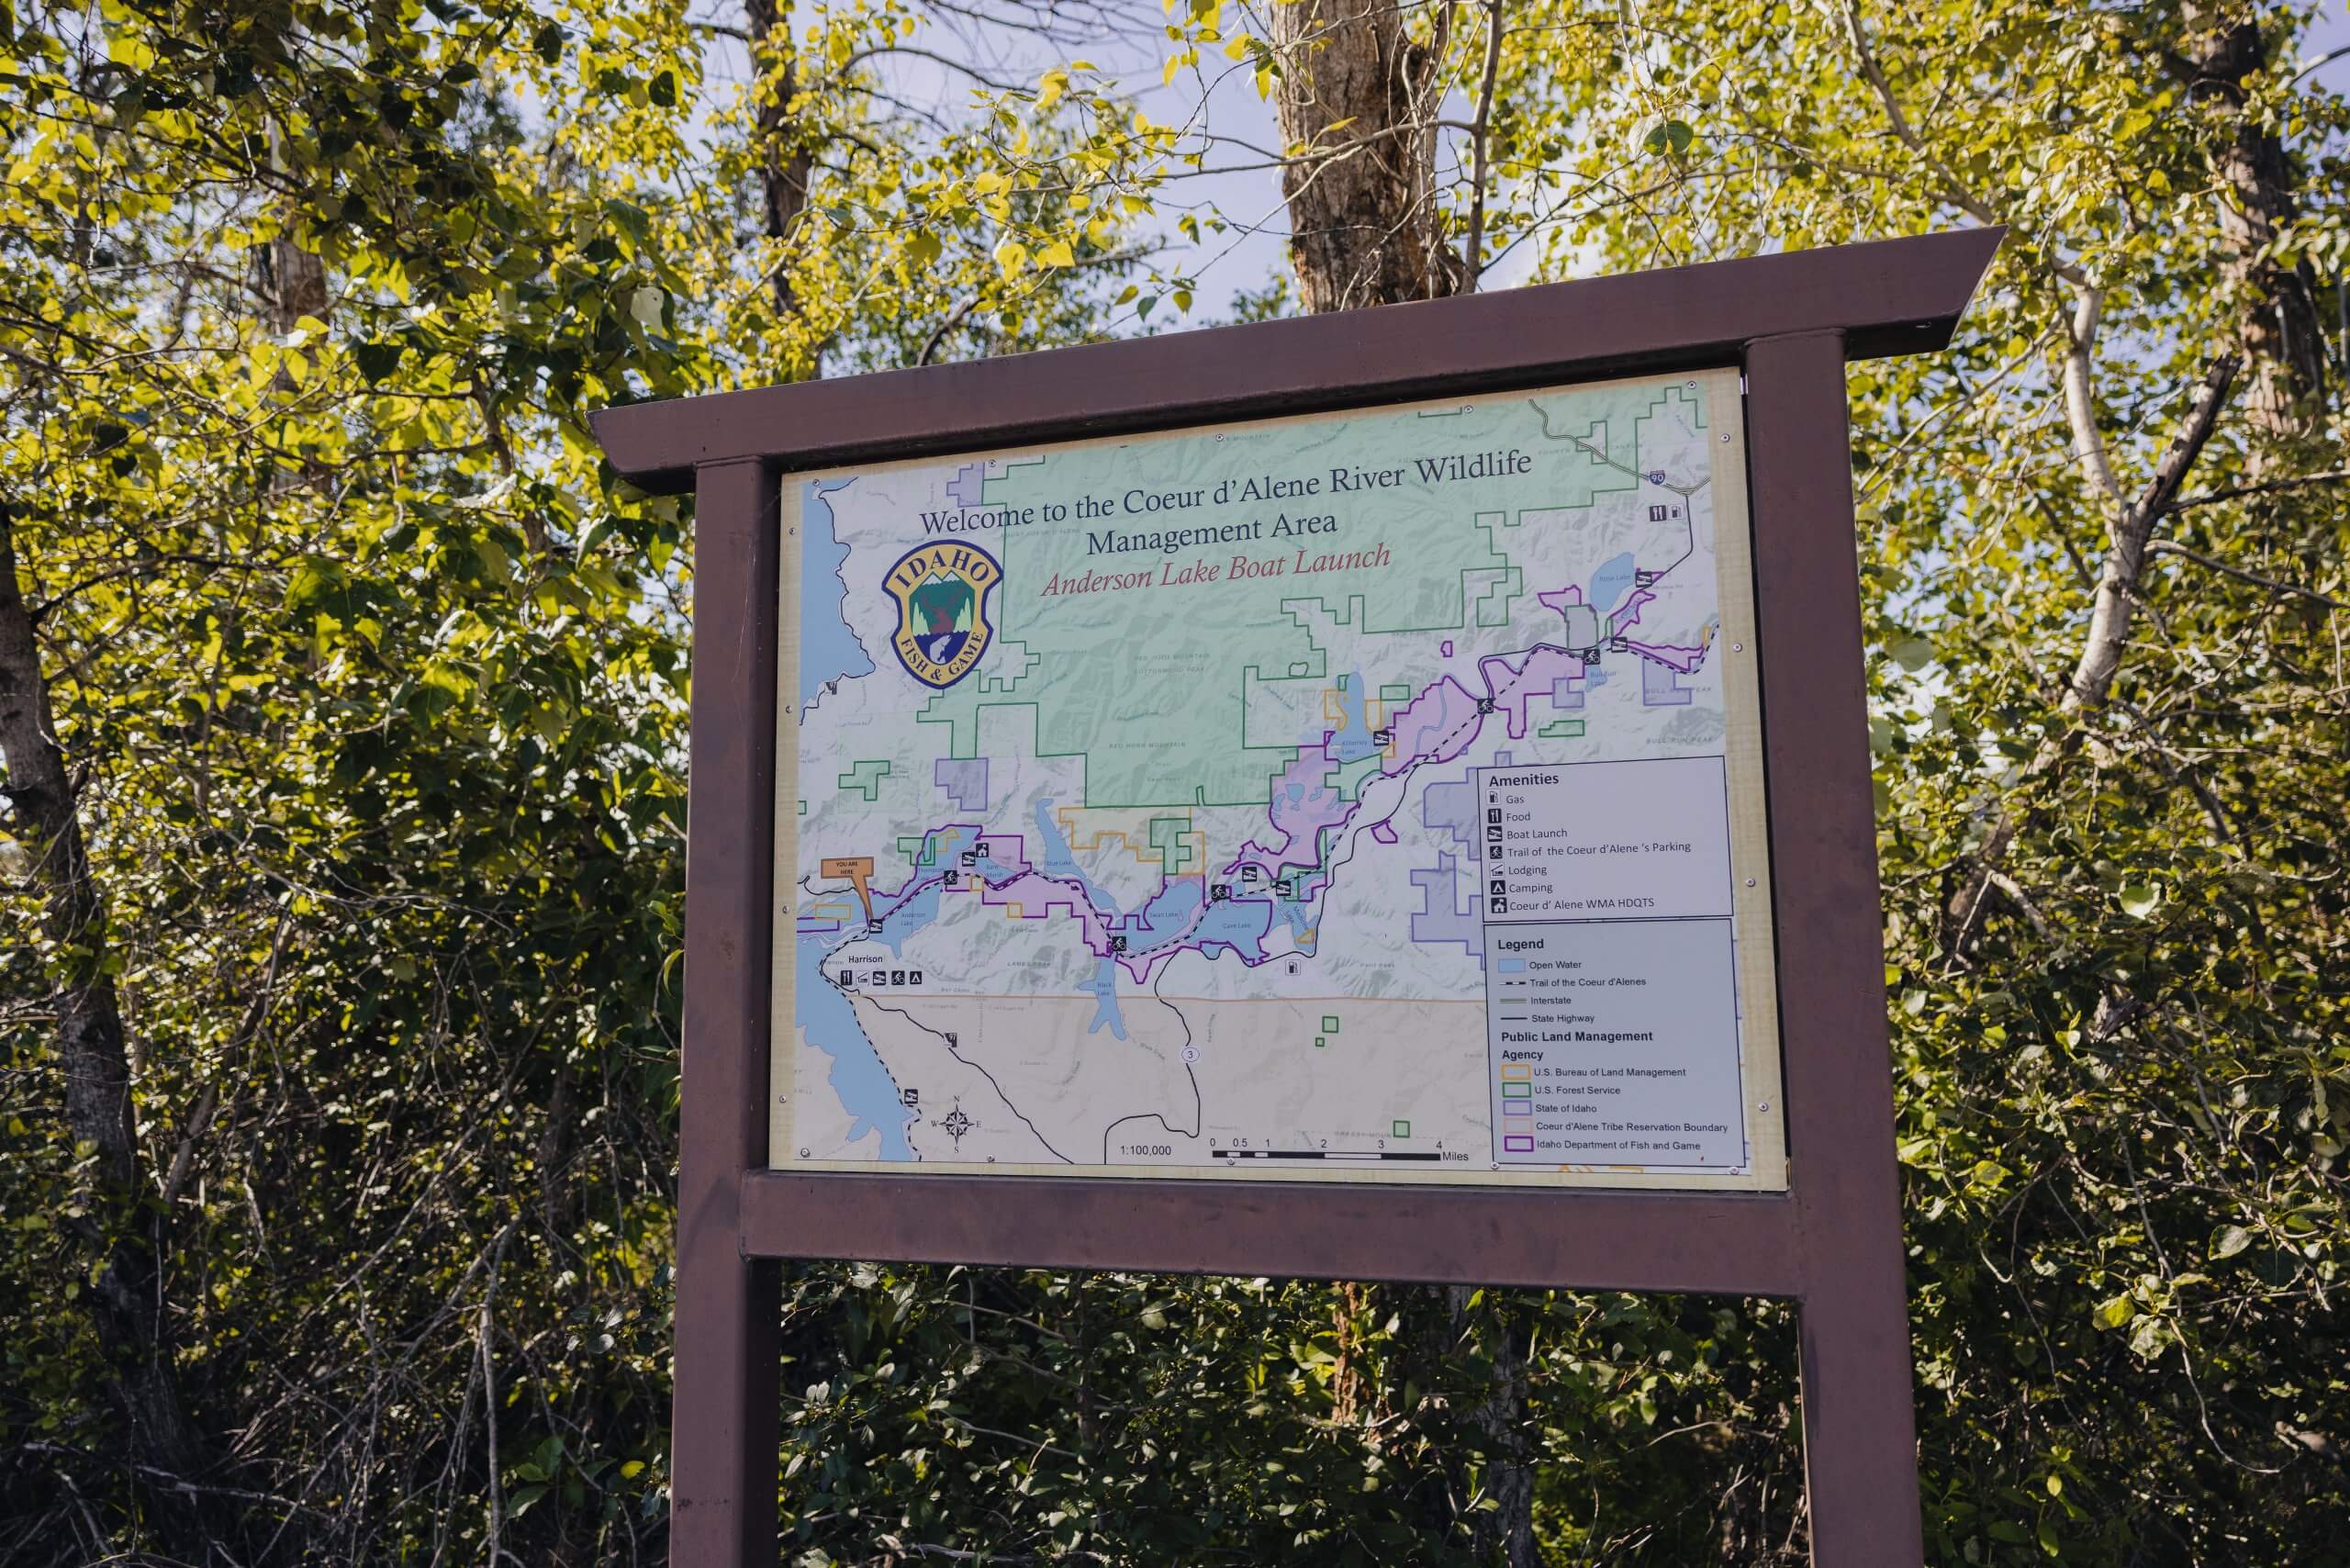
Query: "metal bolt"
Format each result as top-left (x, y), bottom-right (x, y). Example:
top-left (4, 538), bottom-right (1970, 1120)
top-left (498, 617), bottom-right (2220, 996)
top-left (1720, 432), bottom-right (1731, 442)
top-left (1731, 642), bottom-right (1744, 653)
top-left (1745, 877), bottom-right (1757, 887)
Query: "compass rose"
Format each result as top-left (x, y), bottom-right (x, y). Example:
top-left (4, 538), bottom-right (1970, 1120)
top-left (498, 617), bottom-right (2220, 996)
top-left (934, 1101), bottom-right (977, 1152)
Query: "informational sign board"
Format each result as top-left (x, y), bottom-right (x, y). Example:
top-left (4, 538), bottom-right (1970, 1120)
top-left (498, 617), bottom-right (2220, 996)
top-left (778, 369), bottom-right (1785, 1189)
top-left (590, 227), bottom-right (2005, 1568)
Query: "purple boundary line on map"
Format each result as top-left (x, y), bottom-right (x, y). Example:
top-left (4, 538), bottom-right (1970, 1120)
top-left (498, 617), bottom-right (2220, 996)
top-left (800, 532), bottom-right (1719, 989)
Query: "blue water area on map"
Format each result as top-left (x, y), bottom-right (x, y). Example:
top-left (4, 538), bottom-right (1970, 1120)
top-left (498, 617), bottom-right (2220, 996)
top-left (1124, 879), bottom-right (1204, 954)
top-left (1193, 896), bottom-right (1270, 962)
top-left (922, 825), bottom-right (979, 884)
top-left (1035, 798), bottom-right (1121, 913)
top-left (1587, 552), bottom-right (1638, 618)
top-left (867, 879), bottom-right (941, 955)
top-left (795, 935), bottom-right (912, 1159)
top-left (1080, 958), bottom-right (1127, 1038)
top-left (1497, 958), bottom-right (1528, 973)
top-left (1275, 898), bottom-right (1315, 941)
top-left (801, 479), bottom-right (875, 707)
top-left (1330, 670), bottom-right (1378, 762)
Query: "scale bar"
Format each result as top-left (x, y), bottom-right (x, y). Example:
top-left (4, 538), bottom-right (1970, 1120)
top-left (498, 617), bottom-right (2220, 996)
top-left (1211, 1149), bottom-right (1443, 1162)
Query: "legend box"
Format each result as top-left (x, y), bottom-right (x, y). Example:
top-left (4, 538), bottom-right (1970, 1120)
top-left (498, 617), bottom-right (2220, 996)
top-left (1478, 757), bottom-right (1751, 1171)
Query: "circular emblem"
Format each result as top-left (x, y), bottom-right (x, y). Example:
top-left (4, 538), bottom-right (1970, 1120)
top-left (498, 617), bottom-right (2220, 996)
top-left (885, 541), bottom-right (1000, 690)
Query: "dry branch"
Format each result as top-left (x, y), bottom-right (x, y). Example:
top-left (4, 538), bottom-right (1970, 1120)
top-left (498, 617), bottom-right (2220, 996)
top-left (1944, 354), bottom-right (2241, 957)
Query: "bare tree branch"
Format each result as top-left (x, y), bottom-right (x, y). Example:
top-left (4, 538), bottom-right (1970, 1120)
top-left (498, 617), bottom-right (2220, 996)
top-left (2170, 467), bottom-right (2350, 512)
top-left (2147, 540), bottom-right (2343, 610)
top-left (1945, 354), bottom-right (2242, 956)
top-left (2068, 354), bottom-right (2242, 710)
top-left (1460, 0), bottom-right (1506, 290)
top-left (2062, 286), bottom-right (2128, 519)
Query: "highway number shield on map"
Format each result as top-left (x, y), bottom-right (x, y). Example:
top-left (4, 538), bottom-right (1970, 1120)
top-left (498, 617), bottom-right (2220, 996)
top-left (775, 367), bottom-right (1788, 1191)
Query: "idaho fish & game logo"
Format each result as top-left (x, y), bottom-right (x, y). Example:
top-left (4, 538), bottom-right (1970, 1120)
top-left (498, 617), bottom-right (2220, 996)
top-left (885, 542), bottom-right (999, 689)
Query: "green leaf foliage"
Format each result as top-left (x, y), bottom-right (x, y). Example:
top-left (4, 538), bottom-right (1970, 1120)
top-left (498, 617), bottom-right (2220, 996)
top-left (1, 0), bottom-right (2344, 1563)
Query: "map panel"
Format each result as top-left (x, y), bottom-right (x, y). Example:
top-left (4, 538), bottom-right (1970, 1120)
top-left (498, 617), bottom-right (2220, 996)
top-left (775, 368), bottom-right (1787, 1189)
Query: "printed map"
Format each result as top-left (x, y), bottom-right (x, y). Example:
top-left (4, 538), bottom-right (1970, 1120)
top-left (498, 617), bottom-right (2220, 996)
top-left (778, 368), bottom-right (1787, 1188)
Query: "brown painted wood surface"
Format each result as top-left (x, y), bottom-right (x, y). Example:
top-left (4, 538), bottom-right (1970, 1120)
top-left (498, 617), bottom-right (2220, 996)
top-left (604, 230), bottom-right (2006, 1567)
top-left (1745, 330), bottom-right (1926, 1563)
top-left (594, 230), bottom-right (2002, 495)
top-left (738, 1173), bottom-right (1807, 1294)
top-left (670, 460), bottom-right (782, 1567)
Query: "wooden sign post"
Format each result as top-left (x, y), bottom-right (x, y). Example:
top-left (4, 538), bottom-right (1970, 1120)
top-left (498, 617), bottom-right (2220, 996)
top-left (592, 228), bottom-right (2002, 1567)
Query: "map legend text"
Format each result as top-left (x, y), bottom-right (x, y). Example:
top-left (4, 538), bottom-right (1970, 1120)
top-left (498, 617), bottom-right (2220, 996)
top-left (1478, 760), bottom-right (1751, 1170)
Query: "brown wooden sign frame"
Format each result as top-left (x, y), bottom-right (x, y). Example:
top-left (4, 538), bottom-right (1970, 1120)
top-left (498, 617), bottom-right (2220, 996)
top-left (592, 227), bottom-right (2002, 1568)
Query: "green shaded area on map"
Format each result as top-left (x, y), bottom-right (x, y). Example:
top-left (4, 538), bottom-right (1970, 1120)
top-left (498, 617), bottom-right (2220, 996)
top-left (912, 385), bottom-right (1693, 809)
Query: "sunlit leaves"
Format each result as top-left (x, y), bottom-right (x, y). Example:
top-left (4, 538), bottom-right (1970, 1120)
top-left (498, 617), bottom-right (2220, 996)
top-left (1639, 118), bottom-right (1695, 157)
top-left (1492, 0), bottom-right (2350, 1559)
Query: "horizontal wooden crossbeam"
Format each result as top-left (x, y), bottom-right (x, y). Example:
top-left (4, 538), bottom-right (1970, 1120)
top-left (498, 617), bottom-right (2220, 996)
top-left (739, 1170), bottom-right (1807, 1294)
top-left (593, 229), bottom-right (2002, 493)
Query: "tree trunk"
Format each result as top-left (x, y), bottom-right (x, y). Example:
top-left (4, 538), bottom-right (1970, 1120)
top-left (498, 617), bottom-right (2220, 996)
top-left (1269, 0), bottom-right (1460, 311)
top-left (268, 232), bottom-right (329, 334)
top-left (2176, 15), bottom-right (2329, 441)
top-left (0, 510), bottom-right (211, 1487)
top-left (1267, 8), bottom-right (1527, 1556)
top-left (263, 89), bottom-right (330, 342)
top-left (745, 0), bottom-right (814, 334)
top-left (1448, 1285), bottom-right (1536, 1568)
